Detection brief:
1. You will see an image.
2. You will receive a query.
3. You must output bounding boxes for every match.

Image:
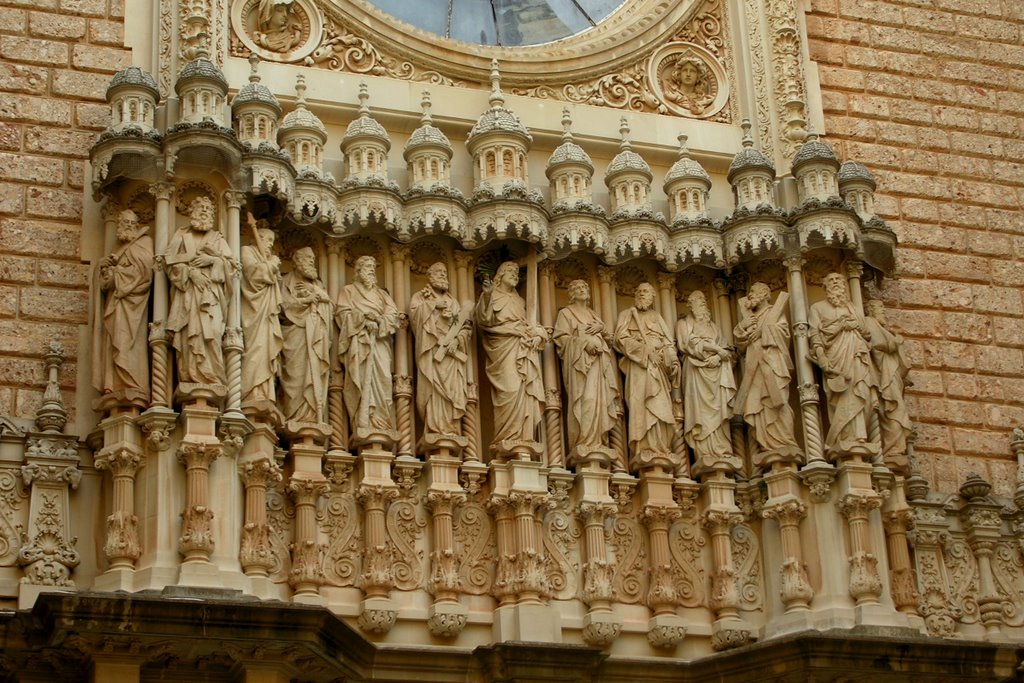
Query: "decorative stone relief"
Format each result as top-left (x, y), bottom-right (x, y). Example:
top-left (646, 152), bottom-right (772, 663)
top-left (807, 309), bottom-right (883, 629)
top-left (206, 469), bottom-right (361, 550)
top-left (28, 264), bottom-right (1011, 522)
top-left (230, 0), bottom-right (323, 62)
top-left (648, 43), bottom-right (728, 119)
top-left (610, 514), bottom-right (647, 604)
top-left (453, 500), bottom-right (495, 596)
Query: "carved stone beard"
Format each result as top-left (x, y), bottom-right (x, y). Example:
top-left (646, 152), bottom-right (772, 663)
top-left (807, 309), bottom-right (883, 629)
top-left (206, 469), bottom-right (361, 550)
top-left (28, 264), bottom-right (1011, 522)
top-left (692, 305), bottom-right (711, 323)
top-left (117, 226), bottom-right (137, 243)
top-left (358, 272), bottom-right (376, 288)
top-left (825, 287), bottom-right (847, 308)
top-left (297, 260), bottom-right (317, 280)
top-left (190, 218), bottom-right (213, 232)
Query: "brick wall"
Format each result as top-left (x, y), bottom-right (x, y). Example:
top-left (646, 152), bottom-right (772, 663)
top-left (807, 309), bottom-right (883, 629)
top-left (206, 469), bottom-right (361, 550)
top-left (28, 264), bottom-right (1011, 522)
top-left (0, 0), bottom-right (128, 420)
top-left (808, 0), bottom-right (1024, 494)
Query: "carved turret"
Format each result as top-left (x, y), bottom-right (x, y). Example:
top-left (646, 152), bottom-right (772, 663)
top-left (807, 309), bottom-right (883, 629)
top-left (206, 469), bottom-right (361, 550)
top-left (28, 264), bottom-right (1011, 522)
top-left (727, 120), bottom-right (776, 210)
top-left (231, 55), bottom-right (281, 150)
top-left (838, 160), bottom-right (878, 222)
top-left (664, 133), bottom-right (711, 226)
top-left (105, 66), bottom-right (159, 134)
top-left (174, 56), bottom-right (229, 126)
top-left (466, 60), bottom-right (533, 193)
top-left (605, 117), bottom-right (654, 217)
top-left (278, 75), bottom-right (327, 179)
top-left (404, 90), bottom-right (454, 191)
top-left (546, 108), bottom-right (594, 207)
top-left (341, 82), bottom-right (391, 183)
top-left (792, 131), bottom-right (840, 204)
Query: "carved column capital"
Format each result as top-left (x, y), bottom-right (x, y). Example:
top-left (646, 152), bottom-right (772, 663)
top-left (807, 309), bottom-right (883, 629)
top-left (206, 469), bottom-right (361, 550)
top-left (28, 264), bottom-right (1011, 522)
top-left (701, 508), bottom-right (743, 533)
top-left (389, 242), bottom-right (412, 263)
top-left (176, 442), bottom-right (221, 469)
top-left (357, 483), bottom-right (399, 509)
top-left (239, 458), bottom-right (282, 488)
top-left (782, 255), bottom-right (805, 272)
top-left (844, 259), bottom-right (864, 280)
top-left (642, 503), bottom-right (682, 530)
top-left (222, 189), bottom-right (247, 209)
top-left (838, 492), bottom-right (882, 520)
top-left (712, 277), bottom-right (731, 296)
top-left (762, 499), bottom-right (807, 526)
top-left (95, 447), bottom-right (143, 478)
top-left (596, 265), bottom-right (617, 285)
top-left (452, 250), bottom-right (476, 269)
top-left (149, 181), bottom-right (176, 202)
top-left (576, 501), bottom-right (617, 526)
top-left (425, 489), bottom-right (467, 512)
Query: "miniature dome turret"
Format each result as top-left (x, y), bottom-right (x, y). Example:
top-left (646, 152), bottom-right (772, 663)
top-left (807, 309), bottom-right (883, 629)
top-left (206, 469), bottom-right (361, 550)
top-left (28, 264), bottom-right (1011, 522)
top-left (838, 160), bottom-right (877, 221)
top-left (340, 82), bottom-right (391, 182)
top-left (232, 55), bottom-right (281, 150)
top-left (728, 120), bottom-right (776, 210)
top-left (278, 75), bottom-right (327, 177)
top-left (175, 55), bottom-right (229, 126)
top-left (605, 117), bottom-right (653, 215)
top-left (105, 66), bottom-right (159, 133)
top-left (792, 131), bottom-right (840, 203)
top-left (546, 108), bottom-right (594, 205)
top-left (466, 60), bottom-right (532, 192)
top-left (404, 90), bottom-right (453, 190)
top-left (664, 134), bottom-right (711, 225)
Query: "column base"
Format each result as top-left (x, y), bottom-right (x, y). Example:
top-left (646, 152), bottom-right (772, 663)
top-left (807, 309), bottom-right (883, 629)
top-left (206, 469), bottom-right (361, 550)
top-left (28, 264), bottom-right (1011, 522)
top-left (710, 617), bottom-right (753, 651)
top-left (428, 600), bottom-right (468, 638)
top-left (647, 613), bottom-right (687, 650)
top-left (493, 602), bottom-right (562, 642)
top-left (92, 567), bottom-right (137, 592)
top-left (358, 596), bottom-right (398, 634)
top-left (177, 559), bottom-right (223, 587)
top-left (581, 609), bottom-right (622, 647)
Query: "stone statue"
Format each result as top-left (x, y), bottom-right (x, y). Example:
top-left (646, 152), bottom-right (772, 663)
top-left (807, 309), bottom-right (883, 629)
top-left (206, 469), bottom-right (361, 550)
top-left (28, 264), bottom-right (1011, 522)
top-left (240, 222), bottom-right (283, 416)
top-left (92, 208), bottom-right (153, 407)
top-left (553, 279), bottom-right (623, 465)
top-left (280, 247), bottom-right (333, 425)
top-left (164, 195), bottom-right (234, 389)
top-left (474, 261), bottom-right (546, 453)
top-left (809, 272), bottom-right (878, 456)
top-left (865, 300), bottom-right (912, 462)
top-left (613, 282), bottom-right (680, 469)
top-left (255, 0), bottom-right (300, 53)
top-left (409, 262), bottom-right (472, 438)
top-left (733, 282), bottom-right (800, 460)
top-left (335, 255), bottom-right (399, 442)
top-left (677, 290), bottom-right (736, 469)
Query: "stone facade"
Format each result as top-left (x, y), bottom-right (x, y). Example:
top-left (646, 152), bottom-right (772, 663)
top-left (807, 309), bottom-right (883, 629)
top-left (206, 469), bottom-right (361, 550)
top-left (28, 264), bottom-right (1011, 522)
top-left (0, 1), bottom-right (1021, 681)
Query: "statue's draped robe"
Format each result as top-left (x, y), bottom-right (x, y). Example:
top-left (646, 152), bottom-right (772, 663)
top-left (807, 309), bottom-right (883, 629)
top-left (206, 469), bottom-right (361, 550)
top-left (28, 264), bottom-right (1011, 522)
top-left (474, 287), bottom-right (545, 445)
top-left (866, 316), bottom-right (912, 458)
top-left (809, 300), bottom-right (878, 452)
top-left (613, 307), bottom-right (677, 458)
top-left (280, 272), bottom-right (333, 424)
top-left (409, 286), bottom-right (469, 436)
top-left (553, 305), bottom-right (620, 454)
top-left (92, 234), bottom-right (154, 402)
top-left (240, 244), bottom-right (282, 407)
top-left (335, 282), bottom-right (399, 437)
top-left (678, 316), bottom-right (736, 461)
top-left (165, 228), bottom-right (234, 385)
top-left (733, 301), bottom-right (799, 452)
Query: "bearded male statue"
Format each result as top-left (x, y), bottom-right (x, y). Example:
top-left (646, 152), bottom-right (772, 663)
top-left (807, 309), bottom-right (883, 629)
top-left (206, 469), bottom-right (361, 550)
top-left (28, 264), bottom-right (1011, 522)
top-left (92, 208), bottom-right (154, 409)
top-left (613, 282), bottom-right (680, 471)
top-left (335, 255), bottom-right (400, 444)
top-left (164, 195), bottom-right (234, 391)
top-left (809, 272), bottom-right (878, 456)
top-left (410, 261), bottom-right (472, 440)
top-left (280, 247), bottom-right (333, 426)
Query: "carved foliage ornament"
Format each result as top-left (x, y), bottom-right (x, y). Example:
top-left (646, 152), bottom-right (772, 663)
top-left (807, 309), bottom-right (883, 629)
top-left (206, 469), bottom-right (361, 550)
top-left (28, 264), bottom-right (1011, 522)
top-left (229, 0), bottom-right (732, 120)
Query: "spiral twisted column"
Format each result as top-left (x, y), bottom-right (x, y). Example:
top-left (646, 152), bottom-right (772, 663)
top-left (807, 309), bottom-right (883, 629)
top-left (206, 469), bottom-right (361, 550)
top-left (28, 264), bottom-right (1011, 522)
top-left (148, 182), bottom-right (175, 408)
top-left (783, 256), bottom-right (825, 463)
top-left (454, 251), bottom-right (481, 462)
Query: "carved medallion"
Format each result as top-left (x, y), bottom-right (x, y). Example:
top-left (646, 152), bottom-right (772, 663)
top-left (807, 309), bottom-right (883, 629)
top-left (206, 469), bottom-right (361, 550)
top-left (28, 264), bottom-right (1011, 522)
top-left (648, 43), bottom-right (728, 119)
top-left (231, 0), bottom-right (323, 63)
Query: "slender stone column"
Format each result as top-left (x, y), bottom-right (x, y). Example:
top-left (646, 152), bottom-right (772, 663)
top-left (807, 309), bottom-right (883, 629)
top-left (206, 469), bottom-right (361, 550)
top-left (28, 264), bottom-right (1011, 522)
top-left (844, 259), bottom-right (865, 314)
top-left (882, 505), bottom-right (918, 614)
top-left (177, 441), bottom-right (221, 566)
top-left (390, 244), bottom-right (415, 457)
top-left (637, 465), bottom-right (686, 649)
top-left (576, 491), bottom-right (620, 646)
top-left (538, 261), bottom-right (565, 469)
top-left (238, 454), bottom-right (281, 578)
top-left (959, 474), bottom-right (1005, 638)
top-left (148, 182), bottom-right (176, 409)
top-left (596, 266), bottom-right (628, 470)
top-left (356, 446), bottom-right (400, 633)
top-left (701, 469), bottom-right (751, 650)
top-left (838, 492), bottom-right (883, 606)
top-left (454, 250), bottom-right (481, 462)
top-left (762, 495), bottom-right (813, 612)
top-left (325, 240), bottom-right (348, 453)
top-left (425, 487), bottom-right (468, 637)
top-left (96, 446), bottom-right (143, 571)
top-left (783, 255), bottom-right (825, 463)
top-left (223, 191), bottom-right (246, 417)
top-left (288, 475), bottom-right (329, 602)
top-left (488, 493), bottom-right (517, 606)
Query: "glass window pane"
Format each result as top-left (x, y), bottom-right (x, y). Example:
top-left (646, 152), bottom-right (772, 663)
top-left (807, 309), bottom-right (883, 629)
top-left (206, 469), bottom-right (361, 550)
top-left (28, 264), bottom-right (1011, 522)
top-left (368, 0), bottom-right (450, 38)
top-left (451, 0), bottom-right (498, 45)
